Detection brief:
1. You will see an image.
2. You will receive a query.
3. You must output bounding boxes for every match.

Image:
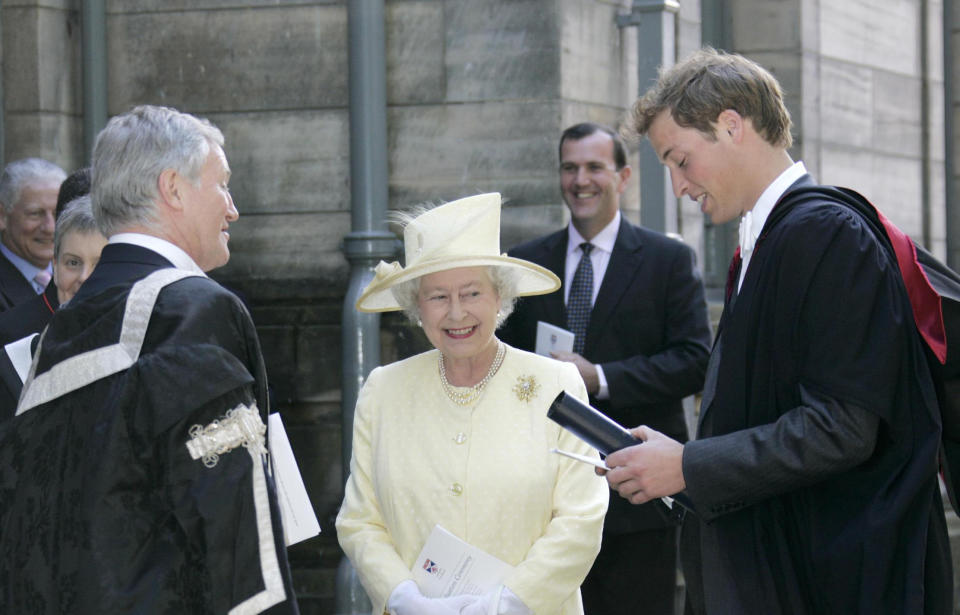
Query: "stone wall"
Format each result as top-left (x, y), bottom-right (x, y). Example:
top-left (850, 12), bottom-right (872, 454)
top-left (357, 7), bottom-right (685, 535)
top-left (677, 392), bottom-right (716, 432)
top-left (1, 0), bottom-right (82, 169)
top-left (726, 0), bottom-right (946, 258)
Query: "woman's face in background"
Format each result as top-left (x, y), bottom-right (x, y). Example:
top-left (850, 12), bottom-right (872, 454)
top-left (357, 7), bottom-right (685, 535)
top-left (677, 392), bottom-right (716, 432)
top-left (54, 229), bottom-right (107, 304)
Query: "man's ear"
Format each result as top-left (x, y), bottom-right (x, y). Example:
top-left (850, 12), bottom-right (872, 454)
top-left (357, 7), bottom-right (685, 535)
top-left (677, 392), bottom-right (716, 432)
top-left (156, 168), bottom-right (184, 212)
top-left (616, 165), bottom-right (632, 194)
top-left (0, 204), bottom-right (8, 232)
top-left (716, 109), bottom-right (744, 143)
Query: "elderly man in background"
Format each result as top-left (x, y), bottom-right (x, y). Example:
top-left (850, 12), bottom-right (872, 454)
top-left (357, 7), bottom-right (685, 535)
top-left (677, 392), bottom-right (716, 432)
top-left (0, 105), bottom-right (299, 614)
top-left (0, 158), bottom-right (65, 310)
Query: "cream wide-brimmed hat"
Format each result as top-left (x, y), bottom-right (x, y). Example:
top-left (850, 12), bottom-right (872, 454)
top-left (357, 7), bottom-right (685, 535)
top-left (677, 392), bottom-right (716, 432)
top-left (355, 193), bottom-right (560, 312)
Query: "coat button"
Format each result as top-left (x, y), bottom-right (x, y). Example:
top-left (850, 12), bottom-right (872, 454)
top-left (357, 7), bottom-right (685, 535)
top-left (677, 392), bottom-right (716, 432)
top-left (454, 432), bottom-right (467, 444)
top-left (450, 483), bottom-right (463, 495)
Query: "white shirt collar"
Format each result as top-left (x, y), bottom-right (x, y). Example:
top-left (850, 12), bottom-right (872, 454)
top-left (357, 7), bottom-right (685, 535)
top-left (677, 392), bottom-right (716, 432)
top-left (108, 233), bottom-right (205, 275)
top-left (739, 161), bottom-right (807, 254)
top-left (567, 210), bottom-right (621, 256)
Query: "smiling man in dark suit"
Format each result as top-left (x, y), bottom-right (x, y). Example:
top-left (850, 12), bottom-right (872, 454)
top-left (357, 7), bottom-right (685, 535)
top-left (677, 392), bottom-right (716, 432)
top-left (0, 158), bottom-right (65, 311)
top-left (498, 122), bottom-right (712, 615)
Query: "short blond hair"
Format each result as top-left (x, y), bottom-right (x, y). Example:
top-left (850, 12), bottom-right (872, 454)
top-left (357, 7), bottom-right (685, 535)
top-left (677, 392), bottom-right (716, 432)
top-left (626, 47), bottom-right (792, 148)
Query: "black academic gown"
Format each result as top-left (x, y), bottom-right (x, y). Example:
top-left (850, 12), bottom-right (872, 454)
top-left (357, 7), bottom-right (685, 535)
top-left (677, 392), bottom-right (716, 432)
top-left (0, 243), bottom-right (299, 614)
top-left (680, 177), bottom-right (952, 614)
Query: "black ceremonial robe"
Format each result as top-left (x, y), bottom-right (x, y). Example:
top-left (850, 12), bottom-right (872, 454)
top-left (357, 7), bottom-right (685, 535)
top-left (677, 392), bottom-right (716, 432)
top-left (0, 243), bottom-right (298, 614)
top-left (680, 179), bottom-right (952, 615)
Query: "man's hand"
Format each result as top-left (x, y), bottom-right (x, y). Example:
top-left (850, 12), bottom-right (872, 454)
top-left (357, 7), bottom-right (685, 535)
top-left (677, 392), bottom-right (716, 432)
top-left (551, 351), bottom-right (599, 394)
top-left (601, 426), bottom-right (686, 505)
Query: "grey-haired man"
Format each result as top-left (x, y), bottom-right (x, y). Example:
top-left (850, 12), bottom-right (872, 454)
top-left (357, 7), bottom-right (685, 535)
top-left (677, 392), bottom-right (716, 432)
top-left (0, 105), bottom-right (299, 614)
top-left (0, 158), bottom-right (65, 310)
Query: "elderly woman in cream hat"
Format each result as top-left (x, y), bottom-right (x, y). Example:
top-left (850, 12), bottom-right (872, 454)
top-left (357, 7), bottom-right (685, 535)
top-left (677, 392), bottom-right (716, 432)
top-left (336, 193), bottom-right (608, 615)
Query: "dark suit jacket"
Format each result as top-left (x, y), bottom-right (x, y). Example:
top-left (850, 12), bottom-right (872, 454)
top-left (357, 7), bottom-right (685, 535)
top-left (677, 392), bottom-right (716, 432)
top-left (0, 282), bottom-right (58, 347)
top-left (0, 283), bottom-right (58, 420)
top-left (0, 252), bottom-right (40, 313)
top-left (499, 217), bottom-right (712, 533)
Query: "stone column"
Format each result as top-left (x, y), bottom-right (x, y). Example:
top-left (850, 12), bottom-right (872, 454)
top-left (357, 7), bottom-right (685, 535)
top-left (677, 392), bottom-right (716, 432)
top-left (1, 0), bottom-right (81, 169)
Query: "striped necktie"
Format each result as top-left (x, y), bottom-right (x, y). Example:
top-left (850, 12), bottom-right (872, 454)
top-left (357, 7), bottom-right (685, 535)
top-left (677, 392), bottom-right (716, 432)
top-left (567, 242), bottom-right (594, 354)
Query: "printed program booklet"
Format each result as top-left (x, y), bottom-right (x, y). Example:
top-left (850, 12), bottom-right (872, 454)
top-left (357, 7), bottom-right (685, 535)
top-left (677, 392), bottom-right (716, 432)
top-left (268, 413), bottom-right (322, 545)
top-left (411, 525), bottom-right (514, 597)
top-left (535, 321), bottom-right (574, 357)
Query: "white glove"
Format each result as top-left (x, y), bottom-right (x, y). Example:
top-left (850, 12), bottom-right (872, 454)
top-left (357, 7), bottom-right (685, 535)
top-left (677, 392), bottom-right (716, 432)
top-left (459, 585), bottom-right (532, 615)
top-left (387, 580), bottom-right (481, 615)
top-left (458, 596), bottom-right (491, 615)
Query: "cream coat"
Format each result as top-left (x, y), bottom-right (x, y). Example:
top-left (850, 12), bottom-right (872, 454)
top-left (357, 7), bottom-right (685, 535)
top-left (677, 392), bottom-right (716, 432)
top-left (336, 344), bottom-right (608, 615)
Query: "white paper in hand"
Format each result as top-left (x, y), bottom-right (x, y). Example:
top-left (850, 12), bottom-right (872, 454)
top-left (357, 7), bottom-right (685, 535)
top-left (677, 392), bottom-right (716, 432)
top-left (550, 447), bottom-right (609, 470)
top-left (535, 321), bottom-right (574, 357)
top-left (412, 525), bottom-right (514, 598)
top-left (268, 413), bottom-right (321, 545)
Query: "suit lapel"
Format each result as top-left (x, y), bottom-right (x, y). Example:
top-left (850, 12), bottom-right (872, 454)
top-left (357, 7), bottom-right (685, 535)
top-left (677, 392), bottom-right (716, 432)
top-left (584, 219), bottom-right (642, 355)
top-left (0, 253), bottom-right (39, 308)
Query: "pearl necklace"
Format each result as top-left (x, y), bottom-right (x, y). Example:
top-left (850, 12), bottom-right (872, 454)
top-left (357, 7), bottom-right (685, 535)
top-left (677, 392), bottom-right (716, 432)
top-left (438, 342), bottom-right (506, 406)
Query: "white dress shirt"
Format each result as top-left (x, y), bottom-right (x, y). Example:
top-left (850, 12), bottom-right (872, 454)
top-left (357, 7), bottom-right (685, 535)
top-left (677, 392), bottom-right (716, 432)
top-left (564, 211), bottom-right (620, 398)
top-left (737, 161), bottom-right (808, 291)
top-left (108, 233), bottom-right (206, 275)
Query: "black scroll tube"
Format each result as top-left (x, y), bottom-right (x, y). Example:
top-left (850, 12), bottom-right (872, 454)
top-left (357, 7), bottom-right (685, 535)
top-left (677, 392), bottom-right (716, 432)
top-left (547, 391), bottom-right (695, 519)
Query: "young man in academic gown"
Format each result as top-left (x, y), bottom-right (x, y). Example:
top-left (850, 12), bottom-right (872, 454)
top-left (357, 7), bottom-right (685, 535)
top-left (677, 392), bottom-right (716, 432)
top-left (0, 105), bottom-right (299, 614)
top-left (600, 48), bottom-right (953, 614)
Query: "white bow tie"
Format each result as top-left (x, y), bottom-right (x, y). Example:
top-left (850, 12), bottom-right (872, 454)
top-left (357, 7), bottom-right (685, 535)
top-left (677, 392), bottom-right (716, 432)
top-left (739, 211), bottom-right (756, 256)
